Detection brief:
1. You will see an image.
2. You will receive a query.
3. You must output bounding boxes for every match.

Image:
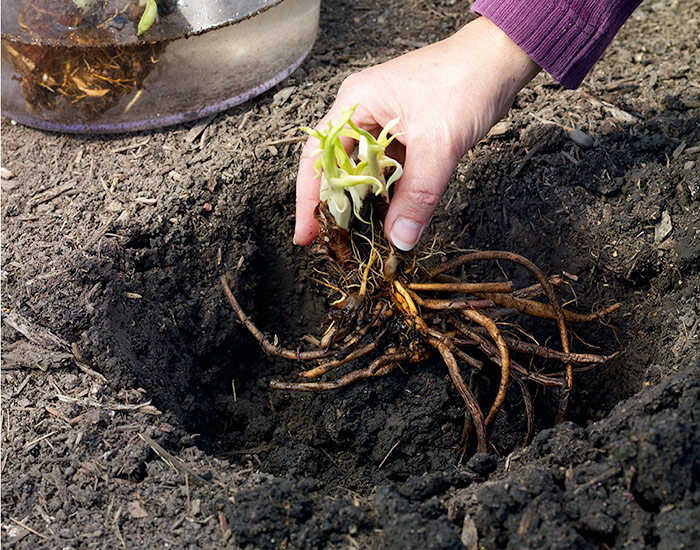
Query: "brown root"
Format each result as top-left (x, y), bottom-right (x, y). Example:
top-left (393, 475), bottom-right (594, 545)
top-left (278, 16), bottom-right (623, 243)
top-left (221, 274), bottom-right (337, 362)
top-left (270, 351), bottom-right (410, 392)
top-left (428, 335), bottom-right (488, 454)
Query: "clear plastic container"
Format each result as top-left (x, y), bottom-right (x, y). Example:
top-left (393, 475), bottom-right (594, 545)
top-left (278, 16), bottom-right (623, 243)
top-left (1, 0), bottom-right (320, 133)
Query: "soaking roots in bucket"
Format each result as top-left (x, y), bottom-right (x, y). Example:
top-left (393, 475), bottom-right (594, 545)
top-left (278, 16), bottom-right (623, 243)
top-left (2, 0), bottom-right (171, 118)
top-left (221, 106), bottom-right (621, 457)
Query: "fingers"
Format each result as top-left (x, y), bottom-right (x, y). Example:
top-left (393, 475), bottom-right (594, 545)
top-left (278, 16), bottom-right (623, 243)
top-left (295, 109), bottom-right (454, 252)
top-left (295, 102), bottom-right (456, 252)
top-left (294, 135), bottom-right (322, 245)
top-left (384, 133), bottom-right (460, 251)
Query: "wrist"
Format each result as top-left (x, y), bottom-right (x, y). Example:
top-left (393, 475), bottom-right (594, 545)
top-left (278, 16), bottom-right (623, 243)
top-left (451, 16), bottom-right (541, 119)
top-left (479, 16), bottom-right (541, 95)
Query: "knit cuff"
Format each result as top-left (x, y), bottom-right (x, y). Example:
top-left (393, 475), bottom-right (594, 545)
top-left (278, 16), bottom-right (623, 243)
top-left (472, 0), bottom-right (641, 88)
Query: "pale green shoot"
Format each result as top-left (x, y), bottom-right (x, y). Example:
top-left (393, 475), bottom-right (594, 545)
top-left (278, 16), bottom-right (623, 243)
top-left (137, 0), bottom-right (158, 36)
top-left (301, 105), bottom-right (404, 230)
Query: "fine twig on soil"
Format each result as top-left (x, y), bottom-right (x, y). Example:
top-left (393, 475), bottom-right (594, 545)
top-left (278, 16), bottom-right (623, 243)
top-left (9, 517), bottom-right (49, 540)
top-left (138, 433), bottom-right (210, 485)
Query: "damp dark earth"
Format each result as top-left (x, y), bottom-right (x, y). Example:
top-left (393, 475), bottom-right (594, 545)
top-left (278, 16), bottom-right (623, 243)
top-left (2, 1), bottom-right (699, 549)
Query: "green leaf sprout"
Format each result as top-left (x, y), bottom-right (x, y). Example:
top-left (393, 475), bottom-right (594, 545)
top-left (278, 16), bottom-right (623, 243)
top-left (137, 0), bottom-right (158, 36)
top-left (302, 105), bottom-right (403, 230)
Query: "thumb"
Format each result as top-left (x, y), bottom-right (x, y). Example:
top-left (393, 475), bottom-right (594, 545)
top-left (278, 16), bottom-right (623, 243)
top-left (384, 137), bottom-right (460, 251)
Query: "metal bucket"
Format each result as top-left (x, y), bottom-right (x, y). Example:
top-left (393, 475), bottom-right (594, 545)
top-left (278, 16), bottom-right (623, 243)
top-left (1, 0), bottom-right (320, 132)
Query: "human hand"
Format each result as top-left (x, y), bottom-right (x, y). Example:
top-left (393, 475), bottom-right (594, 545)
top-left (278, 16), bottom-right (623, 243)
top-left (294, 16), bottom-right (540, 250)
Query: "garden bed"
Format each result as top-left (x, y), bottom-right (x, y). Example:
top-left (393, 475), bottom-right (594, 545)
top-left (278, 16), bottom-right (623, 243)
top-left (2, 1), bottom-right (699, 548)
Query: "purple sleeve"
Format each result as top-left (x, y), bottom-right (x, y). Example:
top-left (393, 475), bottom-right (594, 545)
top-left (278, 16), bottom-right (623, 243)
top-left (471, 0), bottom-right (642, 88)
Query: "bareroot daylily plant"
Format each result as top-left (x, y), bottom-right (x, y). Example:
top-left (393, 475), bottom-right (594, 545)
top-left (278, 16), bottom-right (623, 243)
top-left (301, 104), bottom-right (403, 230)
top-left (221, 105), bottom-right (620, 458)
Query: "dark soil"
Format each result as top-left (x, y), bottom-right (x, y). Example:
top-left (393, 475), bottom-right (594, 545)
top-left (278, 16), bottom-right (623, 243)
top-left (2, 1), bottom-right (699, 548)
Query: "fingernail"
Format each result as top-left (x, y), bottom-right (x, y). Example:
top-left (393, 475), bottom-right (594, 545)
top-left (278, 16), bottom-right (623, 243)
top-left (390, 217), bottom-right (423, 251)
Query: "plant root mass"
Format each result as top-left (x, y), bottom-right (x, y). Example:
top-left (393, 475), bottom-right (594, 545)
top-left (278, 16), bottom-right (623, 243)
top-left (222, 197), bottom-right (620, 456)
